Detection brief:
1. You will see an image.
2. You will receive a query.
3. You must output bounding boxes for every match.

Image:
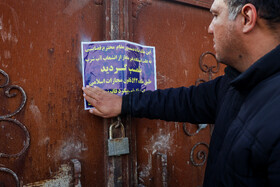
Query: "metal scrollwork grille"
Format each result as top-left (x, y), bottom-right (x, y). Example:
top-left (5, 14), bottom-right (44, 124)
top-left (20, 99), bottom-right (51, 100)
top-left (0, 167), bottom-right (20, 187)
top-left (0, 69), bottom-right (29, 158)
top-left (184, 52), bottom-right (220, 167)
top-left (190, 142), bottom-right (209, 167)
top-left (199, 51), bottom-right (220, 81)
top-left (197, 51), bottom-right (219, 136)
top-left (0, 69), bottom-right (29, 187)
top-left (183, 123), bottom-right (207, 136)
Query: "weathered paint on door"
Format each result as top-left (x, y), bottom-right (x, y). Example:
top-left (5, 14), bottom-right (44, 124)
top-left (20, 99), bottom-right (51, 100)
top-left (0, 0), bottom-right (225, 186)
top-left (132, 1), bottom-right (223, 186)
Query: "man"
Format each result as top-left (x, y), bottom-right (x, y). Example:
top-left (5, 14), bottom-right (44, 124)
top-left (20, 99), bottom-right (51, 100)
top-left (83, 0), bottom-right (280, 186)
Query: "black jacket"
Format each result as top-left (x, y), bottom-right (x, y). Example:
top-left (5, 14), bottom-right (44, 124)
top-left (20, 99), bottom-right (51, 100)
top-left (121, 44), bottom-right (280, 186)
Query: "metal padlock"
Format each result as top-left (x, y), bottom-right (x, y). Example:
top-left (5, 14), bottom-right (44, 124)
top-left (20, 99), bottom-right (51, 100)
top-left (108, 119), bottom-right (130, 156)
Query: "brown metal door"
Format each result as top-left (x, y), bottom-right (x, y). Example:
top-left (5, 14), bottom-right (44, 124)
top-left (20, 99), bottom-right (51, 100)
top-left (0, 0), bottom-right (105, 186)
top-left (132, 0), bottom-right (224, 186)
top-left (0, 0), bottom-right (224, 186)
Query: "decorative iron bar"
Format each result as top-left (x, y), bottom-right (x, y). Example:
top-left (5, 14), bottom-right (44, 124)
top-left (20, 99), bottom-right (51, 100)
top-left (183, 123), bottom-right (207, 136)
top-left (0, 69), bottom-right (29, 158)
top-left (185, 52), bottom-right (220, 167)
top-left (156, 153), bottom-right (168, 187)
top-left (0, 69), bottom-right (29, 186)
top-left (0, 167), bottom-right (20, 187)
top-left (198, 51), bottom-right (220, 81)
top-left (190, 142), bottom-right (209, 167)
top-left (198, 51), bottom-right (219, 136)
top-left (0, 118), bottom-right (30, 158)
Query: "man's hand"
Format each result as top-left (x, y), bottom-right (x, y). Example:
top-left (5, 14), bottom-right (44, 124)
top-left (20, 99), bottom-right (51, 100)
top-left (82, 86), bottom-right (122, 118)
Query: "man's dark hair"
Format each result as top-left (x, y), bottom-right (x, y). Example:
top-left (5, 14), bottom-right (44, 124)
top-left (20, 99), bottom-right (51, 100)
top-left (225, 0), bottom-right (280, 25)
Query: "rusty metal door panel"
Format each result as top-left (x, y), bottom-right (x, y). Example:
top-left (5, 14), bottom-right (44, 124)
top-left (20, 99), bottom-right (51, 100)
top-left (132, 0), bottom-right (223, 186)
top-left (0, 0), bottom-right (105, 186)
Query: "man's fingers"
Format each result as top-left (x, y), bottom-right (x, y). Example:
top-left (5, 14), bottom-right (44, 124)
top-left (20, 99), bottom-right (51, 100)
top-left (84, 94), bottom-right (98, 107)
top-left (83, 86), bottom-right (94, 95)
top-left (89, 108), bottom-right (104, 117)
top-left (82, 86), bottom-right (104, 100)
top-left (82, 87), bottom-right (97, 101)
top-left (92, 86), bottom-right (104, 92)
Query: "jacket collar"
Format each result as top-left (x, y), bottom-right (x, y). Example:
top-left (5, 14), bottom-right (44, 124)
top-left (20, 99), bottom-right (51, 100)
top-left (225, 44), bottom-right (280, 91)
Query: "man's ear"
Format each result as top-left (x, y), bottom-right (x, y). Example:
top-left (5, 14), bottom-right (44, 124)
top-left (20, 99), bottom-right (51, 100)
top-left (241, 3), bottom-right (257, 33)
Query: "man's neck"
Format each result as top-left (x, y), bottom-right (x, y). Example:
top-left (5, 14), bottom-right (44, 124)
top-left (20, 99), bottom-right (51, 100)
top-left (238, 27), bottom-right (280, 72)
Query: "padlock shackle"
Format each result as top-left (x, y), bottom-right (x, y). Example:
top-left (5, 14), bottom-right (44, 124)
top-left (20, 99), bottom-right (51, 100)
top-left (109, 120), bottom-right (125, 139)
